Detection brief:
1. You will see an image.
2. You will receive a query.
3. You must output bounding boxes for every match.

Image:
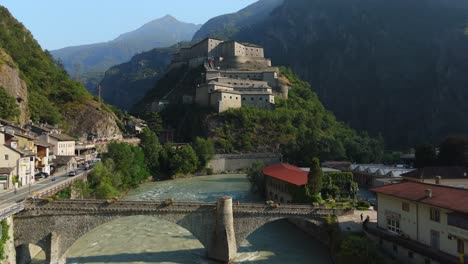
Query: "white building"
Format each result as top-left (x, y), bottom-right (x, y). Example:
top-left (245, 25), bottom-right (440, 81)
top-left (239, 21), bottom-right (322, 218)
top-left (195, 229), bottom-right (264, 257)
top-left (370, 182), bottom-right (468, 264)
top-left (38, 133), bottom-right (75, 156)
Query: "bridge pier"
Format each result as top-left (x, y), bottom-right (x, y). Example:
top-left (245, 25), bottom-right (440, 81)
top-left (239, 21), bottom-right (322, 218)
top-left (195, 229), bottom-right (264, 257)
top-left (45, 231), bottom-right (61, 264)
top-left (207, 196), bottom-right (237, 262)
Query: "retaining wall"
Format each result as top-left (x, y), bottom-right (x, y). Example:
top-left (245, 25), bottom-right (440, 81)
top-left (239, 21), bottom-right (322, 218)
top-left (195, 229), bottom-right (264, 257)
top-left (208, 153), bottom-right (282, 173)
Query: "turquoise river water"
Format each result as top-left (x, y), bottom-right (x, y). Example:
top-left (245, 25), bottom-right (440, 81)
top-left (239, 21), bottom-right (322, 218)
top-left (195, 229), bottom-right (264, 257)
top-left (57, 174), bottom-right (332, 263)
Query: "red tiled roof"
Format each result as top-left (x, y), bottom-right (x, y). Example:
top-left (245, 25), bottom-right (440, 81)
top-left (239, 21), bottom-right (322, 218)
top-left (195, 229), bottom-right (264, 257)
top-left (370, 182), bottom-right (468, 214)
top-left (262, 163), bottom-right (308, 186)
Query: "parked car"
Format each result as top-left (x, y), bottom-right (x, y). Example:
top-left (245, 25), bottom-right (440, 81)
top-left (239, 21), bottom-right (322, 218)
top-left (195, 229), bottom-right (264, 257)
top-left (35, 172), bottom-right (49, 180)
top-left (68, 171), bottom-right (76, 177)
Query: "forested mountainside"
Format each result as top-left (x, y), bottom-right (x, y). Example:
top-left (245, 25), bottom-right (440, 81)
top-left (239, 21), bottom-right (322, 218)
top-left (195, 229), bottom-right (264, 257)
top-left (99, 46), bottom-right (175, 110)
top-left (200, 0), bottom-right (468, 149)
top-left (192, 0), bottom-right (283, 40)
top-left (0, 6), bottom-right (120, 139)
top-left (51, 15), bottom-right (200, 94)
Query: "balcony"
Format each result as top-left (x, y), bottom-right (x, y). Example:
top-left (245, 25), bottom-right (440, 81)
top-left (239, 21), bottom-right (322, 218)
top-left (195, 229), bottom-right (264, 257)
top-left (448, 212), bottom-right (468, 240)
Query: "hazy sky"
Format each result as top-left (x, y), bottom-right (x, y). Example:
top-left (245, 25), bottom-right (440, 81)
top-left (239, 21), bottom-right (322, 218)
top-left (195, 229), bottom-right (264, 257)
top-left (0, 0), bottom-right (257, 50)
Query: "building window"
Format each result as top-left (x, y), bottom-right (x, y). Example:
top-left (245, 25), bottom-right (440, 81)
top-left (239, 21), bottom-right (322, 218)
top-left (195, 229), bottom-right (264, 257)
top-left (392, 244), bottom-right (398, 253)
top-left (458, 239), bottom-right (465, 254)
top-left (430, 208), bottom-right (440, 222)
top-left (387, 219), bottom-right (400, 233)
top-left (408, 251), bottom-right (413, 258)
top-left (242, 98), bottom-right (246, 101)
top-left (402, 202), bottom-right (410, 212)
top-left (4, 155), bottom-right (8, 160)
top-left (251, 97), bottom-right (254, 101)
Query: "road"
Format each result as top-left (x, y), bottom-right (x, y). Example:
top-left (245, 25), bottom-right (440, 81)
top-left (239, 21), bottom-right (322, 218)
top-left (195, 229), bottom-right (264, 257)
top-left (0, 169), bottom-right (86, 208)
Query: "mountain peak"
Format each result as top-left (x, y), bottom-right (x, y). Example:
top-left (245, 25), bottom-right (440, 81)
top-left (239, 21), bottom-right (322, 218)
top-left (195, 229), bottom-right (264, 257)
top-left (160, 14), bottom-right (177, 21)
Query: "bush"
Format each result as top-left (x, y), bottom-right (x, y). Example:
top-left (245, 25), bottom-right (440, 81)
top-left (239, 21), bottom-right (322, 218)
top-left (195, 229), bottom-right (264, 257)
top-left (357, 200), bottom-right (370, 208)
top-left (206, 167), bottom-right (214, 175)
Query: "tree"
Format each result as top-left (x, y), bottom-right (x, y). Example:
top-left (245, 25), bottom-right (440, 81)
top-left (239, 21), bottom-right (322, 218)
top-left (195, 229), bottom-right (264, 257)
top-left (192, 137), bottom-right (215, 170)
top-left (438, 136), bottom-right (468, 166)
top-left (143, 112), bottom-right (163, 134)
top-left (139, 128), bottom-right (162, 175)
top-left (337, 235), bottom-right (387, 264)
top-left (246, 162), bottom-right (265, 195)
top-left (175, 145), bottom-right (199, 175)
top-left (414, 143), bottom-right (437, 168)
top-left (0, 86), bottom-right (20, 121)
top-left (308, 157), bottom-right (323, 195)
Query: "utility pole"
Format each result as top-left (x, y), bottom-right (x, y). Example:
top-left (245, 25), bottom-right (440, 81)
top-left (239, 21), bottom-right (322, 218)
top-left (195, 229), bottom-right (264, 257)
top-left (98, 83), bottom-right (102, 106)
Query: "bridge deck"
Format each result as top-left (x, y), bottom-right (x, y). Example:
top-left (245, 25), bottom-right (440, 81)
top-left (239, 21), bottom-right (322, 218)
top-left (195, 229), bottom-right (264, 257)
top-left (21, 199), bottom-right (347, 217)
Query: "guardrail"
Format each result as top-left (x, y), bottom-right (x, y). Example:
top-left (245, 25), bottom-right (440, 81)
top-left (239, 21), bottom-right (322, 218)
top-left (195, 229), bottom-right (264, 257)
top-left (0, 202), bottom-right (24, 220)
top-left (36, 172), bottom-right (88, 198)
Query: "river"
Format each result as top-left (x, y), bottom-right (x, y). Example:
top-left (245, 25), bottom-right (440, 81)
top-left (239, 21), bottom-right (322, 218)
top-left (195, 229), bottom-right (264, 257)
top-left (46, 174), bottom-right (332, 263)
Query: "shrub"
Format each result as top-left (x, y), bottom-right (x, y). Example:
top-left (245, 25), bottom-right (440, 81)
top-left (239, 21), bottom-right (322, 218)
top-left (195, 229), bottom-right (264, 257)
top-left (357, 200), bottom-right (370, 208)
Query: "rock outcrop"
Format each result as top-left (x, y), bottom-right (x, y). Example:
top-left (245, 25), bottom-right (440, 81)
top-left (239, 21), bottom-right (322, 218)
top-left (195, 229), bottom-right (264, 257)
top-left (0, 48), bottom-right (28, 125)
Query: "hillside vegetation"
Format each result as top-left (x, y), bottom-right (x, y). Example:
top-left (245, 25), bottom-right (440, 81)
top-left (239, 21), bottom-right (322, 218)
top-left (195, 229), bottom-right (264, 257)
top-left (0, 6), bottom-right (120, 138)
top-left (208, 68), bottom-right (383, 165)
top-left (0, 6), bottom-right (90, 124)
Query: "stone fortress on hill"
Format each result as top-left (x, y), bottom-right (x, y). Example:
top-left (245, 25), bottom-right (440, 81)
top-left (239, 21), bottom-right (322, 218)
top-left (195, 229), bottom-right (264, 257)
top-left (169, 37), bottom-right (291, 113)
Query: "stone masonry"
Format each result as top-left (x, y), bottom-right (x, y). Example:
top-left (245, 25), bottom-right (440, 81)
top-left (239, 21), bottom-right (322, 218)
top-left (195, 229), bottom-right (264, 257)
top-left (14, 198), bottom-right (351, 263)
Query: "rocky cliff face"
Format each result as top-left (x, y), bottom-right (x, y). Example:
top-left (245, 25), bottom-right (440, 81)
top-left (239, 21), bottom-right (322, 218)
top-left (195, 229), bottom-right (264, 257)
top-left (0, 48), bottom-right (28, 124)
top-left (63, 100), bottom-right (122, 141)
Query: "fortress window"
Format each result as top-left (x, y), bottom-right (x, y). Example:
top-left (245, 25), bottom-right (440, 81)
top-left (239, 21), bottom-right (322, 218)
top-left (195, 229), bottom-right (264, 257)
top-left (236, 97), bottom-right (238, 100)
top-left (251, 97), bottom-right (254, 101)
top-left (243, 98), bottom-right (246, 101)
top-left (259, 97), bottom-right (262, 101)
top-left (265, 99), bottom-right (268, 102)
top-left (230, 96), bottom-right (232, 99)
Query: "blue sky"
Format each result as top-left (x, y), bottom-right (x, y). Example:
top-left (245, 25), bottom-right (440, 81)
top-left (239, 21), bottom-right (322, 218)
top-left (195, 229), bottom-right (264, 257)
top-left (0, 0), bottom-right (257, 50)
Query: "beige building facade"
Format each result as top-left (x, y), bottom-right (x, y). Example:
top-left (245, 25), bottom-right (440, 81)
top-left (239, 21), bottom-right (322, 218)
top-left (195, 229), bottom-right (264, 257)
top-left (372, 182), bottom-right (468, 263)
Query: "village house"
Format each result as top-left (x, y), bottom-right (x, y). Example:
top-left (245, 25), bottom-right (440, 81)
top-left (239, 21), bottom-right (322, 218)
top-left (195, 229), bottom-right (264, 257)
top-left (53, 156), bottom-right (77, 174)
top-left (34, 141), bottom-right (52, 175)
top-left (262, 163), bottom-right (308, 204)
top-left (38, 133), bottom-right (75, 156)
top-left (0, 130), bottom-right (35, 188)
top-left (370, 182), bottom-right (468, 264)
top-left (401, 167), bottom-right (468, 189)
top-left (75, 142), bottom-right (97, 164)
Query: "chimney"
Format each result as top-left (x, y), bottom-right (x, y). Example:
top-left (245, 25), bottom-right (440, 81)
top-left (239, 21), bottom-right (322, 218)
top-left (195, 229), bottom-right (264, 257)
top-left (425, 189), bottom-right (432, 198)
top-left (435, 176), bottom-right (441, 185)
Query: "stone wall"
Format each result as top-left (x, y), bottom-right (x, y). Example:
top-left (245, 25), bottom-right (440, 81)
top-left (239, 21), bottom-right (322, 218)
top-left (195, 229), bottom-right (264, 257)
top-left (208, 153), bottom-right (282, 173)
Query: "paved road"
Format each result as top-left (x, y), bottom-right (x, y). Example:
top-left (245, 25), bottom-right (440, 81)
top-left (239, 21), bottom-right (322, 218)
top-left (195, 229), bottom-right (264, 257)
top-left (0, 169), bottom-right (86, 208)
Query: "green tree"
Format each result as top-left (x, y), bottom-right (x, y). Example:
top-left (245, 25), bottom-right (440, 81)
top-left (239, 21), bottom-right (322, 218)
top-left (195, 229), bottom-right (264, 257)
top-left (438, 136), bottom-right (468, 166)
top-left (308, 157), bottom-right (323, 195)
top-left (139, 128), bottom-right (162, 175)
top-left (143, 112), bottom-right (163, 134)
top-left (0, 86), bottom-right (20, 121)
top-left (192, 137), bottom-right (215, 170)
top-left (170, 145), bottom-right (199, 175)
top-left (246, 162), bottom-right (265, 196)
top-left (414, 143), bottom-right (437, 168)
top-left (337, 235), bottom-right (387, 264)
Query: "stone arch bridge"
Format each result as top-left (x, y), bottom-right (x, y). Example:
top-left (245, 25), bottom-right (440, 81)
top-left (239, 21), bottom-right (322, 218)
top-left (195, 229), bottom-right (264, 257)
top-left (14, 198), bottom-right (350, 263)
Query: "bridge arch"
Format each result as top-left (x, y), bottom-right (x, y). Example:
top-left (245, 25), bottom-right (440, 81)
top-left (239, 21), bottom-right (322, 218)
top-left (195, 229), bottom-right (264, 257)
top-left (16, 243), bottom-right (46, 264)
top-left (61, 215), bottom-right (207, 263)
top-left (14, 202), bottom-right (216, 263)
top-left (233, 214), bottom-right (326, 247)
